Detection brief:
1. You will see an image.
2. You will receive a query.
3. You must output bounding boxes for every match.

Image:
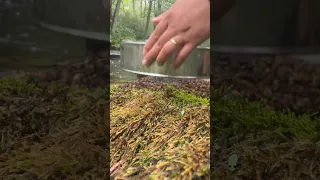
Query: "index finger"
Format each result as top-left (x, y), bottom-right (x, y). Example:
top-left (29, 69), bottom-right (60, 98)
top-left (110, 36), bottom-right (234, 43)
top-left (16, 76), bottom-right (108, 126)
top-left (143, 21), bottom-right (168, 57)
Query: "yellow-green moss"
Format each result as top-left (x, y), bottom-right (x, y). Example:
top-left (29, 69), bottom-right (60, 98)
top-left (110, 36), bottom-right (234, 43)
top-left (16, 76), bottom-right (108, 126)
top-left (110, 85), bottom-right (210, 179)
top-left (164, 84), bottom-right (209, 106)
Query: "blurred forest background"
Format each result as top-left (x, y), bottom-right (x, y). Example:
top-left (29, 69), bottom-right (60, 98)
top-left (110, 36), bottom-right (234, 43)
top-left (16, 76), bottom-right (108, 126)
top-left (110, 0), bottom-right (175, 48)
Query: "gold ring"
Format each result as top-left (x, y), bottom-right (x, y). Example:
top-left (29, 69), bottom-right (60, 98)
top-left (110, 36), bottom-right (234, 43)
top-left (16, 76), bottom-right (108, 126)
top-left (170, 39), bottom-right (178, 47)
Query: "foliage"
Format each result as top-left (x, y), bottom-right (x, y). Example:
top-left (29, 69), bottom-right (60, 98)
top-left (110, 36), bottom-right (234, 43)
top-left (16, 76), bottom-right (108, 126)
top-left (111, 0), bottom-right (175, 48)
top-left (111, 23), bottom-right (137, 49)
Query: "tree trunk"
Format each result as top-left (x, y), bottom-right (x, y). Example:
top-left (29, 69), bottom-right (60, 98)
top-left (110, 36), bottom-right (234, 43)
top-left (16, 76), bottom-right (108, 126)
top-left (154, 1), bottom-right (156, 16)
top-left (140, 0), bottom-right (143, 17)
top-left (110, 1), bottom-right (113, 18)
top-left (132, 0), bottom-right (135, 14)
top-left (144, 0), bottom-right (147, 18)
top-left (144, 0), bottom-right (153, 39)
top-left (111, 0), bottom-right (121, 34)
top-left (158, 1), bottom-right (161, 14)
top-left (154, 1), bottom-right (162, 30)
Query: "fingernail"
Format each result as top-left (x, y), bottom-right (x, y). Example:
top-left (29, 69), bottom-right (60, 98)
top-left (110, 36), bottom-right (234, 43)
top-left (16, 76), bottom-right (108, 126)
top-left (142, 58), bottom-right (149, 66)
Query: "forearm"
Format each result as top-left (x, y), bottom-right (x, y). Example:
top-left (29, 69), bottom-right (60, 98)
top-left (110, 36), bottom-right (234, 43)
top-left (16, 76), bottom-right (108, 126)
top-left (211, 0), bottom-right (236, 22)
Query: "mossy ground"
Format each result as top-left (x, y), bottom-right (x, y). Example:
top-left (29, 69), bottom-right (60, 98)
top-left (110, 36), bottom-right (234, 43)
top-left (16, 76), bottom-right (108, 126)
top-left (0, 78), bottom-right (109, 180)
top-left (3, 75), bottom-right (317, 179)
top-left (212, 87), bottom-right (320, 179)
top-left (110, 85), bottom-right (210, 179)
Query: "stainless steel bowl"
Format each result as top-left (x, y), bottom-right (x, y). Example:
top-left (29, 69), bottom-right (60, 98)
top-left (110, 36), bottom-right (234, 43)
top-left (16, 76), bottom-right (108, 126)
top-left (120, 41), bottom-right (210, 78)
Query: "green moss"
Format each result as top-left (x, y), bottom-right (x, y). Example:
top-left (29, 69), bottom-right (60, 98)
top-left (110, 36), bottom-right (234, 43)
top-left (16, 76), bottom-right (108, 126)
top-left (212, 87), bottom-right (320, 179)
top-left (110, 85), bottom-right (121, 93)
top-left (211, 87), bottom-right (319, 141)
top-left (164, 84), bottom-right (209, 106)
top-left (0, 77), bottom-right (41, 96)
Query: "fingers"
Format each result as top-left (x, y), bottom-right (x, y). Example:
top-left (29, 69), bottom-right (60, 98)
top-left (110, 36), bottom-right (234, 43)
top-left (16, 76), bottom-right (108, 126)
top-left (173, 43), bottom-right (195, 68)
top-left (143, 29), bottom-right (176, 66)
top-left (152, 18), bottom-right (161, 25)
top-left (153, 11), bottom-right (169, 25)
top-left (143, 20), bottom-right (168, 57)
top-left (152, 12), bottom-right (166, 25)
top-left (156, 35), bottom-right (185, 66)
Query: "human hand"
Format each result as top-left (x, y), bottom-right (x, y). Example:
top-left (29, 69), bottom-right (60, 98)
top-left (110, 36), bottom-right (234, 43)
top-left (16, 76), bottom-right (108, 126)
top-left (142, 0), bottom-right (210, 68)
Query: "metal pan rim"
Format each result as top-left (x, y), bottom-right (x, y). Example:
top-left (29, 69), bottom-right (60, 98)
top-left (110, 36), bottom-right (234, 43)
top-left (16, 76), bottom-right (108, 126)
top-left (121, 68), bottom-right (209, 79)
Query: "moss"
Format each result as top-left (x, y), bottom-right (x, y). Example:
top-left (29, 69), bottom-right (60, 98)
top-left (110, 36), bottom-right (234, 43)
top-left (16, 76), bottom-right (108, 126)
top-left (110, 85), bottom-right (121, 93)
top-left (0, 78), bottom-right (109, 180)
top-left (0, 77), bottom-right (41, 96)
top-left (164, 84), bottom-right (209, 106)
top-left (212, 87), bottom-right (320, 179)
top-left (212, 87), bottom-right (319, 141)
top-left (110, 85), bottom-right (210, 179)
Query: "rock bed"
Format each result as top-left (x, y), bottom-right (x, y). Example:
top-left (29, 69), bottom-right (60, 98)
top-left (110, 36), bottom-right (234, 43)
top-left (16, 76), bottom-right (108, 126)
top-left (211, 54), bottom-right (320, 115)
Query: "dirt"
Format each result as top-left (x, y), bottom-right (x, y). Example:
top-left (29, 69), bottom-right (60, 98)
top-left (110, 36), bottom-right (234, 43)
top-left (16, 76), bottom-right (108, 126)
top-left (13, 51), bottom-right (111, 89)
top-left (117, 76), bottom-right (210, 98)
top-left (212, 54), bottom-right (320, 115)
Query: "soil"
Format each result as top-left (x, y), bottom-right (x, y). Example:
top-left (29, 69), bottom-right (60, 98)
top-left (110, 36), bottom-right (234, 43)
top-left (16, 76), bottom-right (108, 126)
top-left (117, 76), bottom-right (210, 98)
top-left (14, 51), bottom-right (111, 89)
top-left (212, 54), bottom-right (320, 115)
